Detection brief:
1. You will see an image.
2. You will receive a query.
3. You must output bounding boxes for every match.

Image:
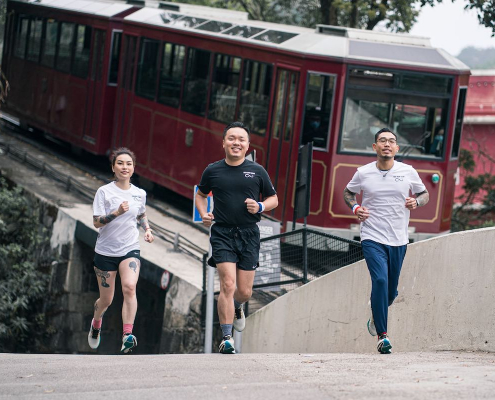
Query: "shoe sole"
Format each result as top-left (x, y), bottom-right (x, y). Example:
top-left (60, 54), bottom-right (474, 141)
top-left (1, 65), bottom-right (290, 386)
top-left (233, 321), bottom-right (245, 332)
top-left (219, 341), bottom-right (236, 354)
top-left (121, 336), bottom-right (137, 354)
top-left (88, 328), bottom-right (100, 350)
top-left (367, 319), bottom-right (377, 336)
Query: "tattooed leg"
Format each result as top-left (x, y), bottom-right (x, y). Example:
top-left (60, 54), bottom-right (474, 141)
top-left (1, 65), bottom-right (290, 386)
top-left (93, 267), bottom-right (116, 319)
top-left (95, 269), bottom-right (111, 288)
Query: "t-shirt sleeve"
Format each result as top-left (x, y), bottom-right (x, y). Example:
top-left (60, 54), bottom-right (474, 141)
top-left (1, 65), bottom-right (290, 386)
top-left (139, 190), bottom-right (147, 215)
top-left (260, 167), bottom-right (277, 199)
top-left (346, 171), bottom-right (362, 194)
top-left (197, 166), bottom-right (212, 196)
top-left (409, 168), bottom-right (426, 194)
top-left (93, 188), bottom-right (106, 216)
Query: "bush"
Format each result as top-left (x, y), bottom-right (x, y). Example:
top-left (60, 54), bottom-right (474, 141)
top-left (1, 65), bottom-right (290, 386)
top-left (0, 178), bottom-right (54, 352)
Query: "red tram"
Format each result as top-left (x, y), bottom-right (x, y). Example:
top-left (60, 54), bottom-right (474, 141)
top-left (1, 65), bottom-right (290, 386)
top-left (3, 0), bottom-right (471, 241)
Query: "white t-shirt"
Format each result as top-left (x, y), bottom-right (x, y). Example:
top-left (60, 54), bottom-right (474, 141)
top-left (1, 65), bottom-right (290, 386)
top-left (346, 161), bottom-right (426, 246)
top-left (93, 182), bottom-right (147, 257)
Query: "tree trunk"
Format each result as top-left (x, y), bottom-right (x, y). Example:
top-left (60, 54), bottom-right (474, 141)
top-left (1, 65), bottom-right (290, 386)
top-left (350, 0), bottom-right (359, 28)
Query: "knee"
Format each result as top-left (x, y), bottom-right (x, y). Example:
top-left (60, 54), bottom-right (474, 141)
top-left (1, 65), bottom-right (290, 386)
top-left (122, 283), bottom-right (137, 299)
top-left (236, 287), bottom-right (252, 301)
top-left (98, 296), bottom-right (113, 309)
top-left (373, 277), bottom-right (387, 289)
top-left (220, 278), bottom-right (236, 296)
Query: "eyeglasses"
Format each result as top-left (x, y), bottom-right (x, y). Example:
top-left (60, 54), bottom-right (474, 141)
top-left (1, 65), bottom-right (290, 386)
top-left (377, 138), bottom-right (397, 145)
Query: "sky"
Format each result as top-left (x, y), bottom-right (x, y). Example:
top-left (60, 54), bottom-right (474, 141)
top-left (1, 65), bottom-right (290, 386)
top-left (408, 1), bottom-right (495, 56)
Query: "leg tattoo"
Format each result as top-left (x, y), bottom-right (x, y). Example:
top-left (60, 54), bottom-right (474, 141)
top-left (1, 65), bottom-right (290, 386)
top-left (129, 258), bottom-right (140, 273)
top-left (95, 269), bottom-right (110, 288)
top-left (94, 302), bottom-right (98, 312)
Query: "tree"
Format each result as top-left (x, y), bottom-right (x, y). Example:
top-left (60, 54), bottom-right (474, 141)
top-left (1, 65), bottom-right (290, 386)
top-left (0, 178), bottom-right (55, 352)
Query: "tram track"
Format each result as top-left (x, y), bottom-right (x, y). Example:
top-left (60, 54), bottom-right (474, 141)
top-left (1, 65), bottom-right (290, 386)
top-left (0, 116), bottom-right (208, 261)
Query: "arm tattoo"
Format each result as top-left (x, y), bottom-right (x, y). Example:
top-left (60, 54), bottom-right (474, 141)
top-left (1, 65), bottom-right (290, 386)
top-left (343, 188), bottom-right (358, 210)
top-left (98, 213), bottom-right (117, 225)
top-left (415, 189), bottom-right (429, 207)
top-left (137, 213), bottom-right (150, 231)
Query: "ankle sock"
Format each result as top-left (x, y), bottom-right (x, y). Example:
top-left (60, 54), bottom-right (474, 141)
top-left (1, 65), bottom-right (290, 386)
top-left (123, 323), bottom-right (133, 335)
top-left (221, 324), bottom-right (233, 338)
top-left (92, 318), bottom-right (102, 329)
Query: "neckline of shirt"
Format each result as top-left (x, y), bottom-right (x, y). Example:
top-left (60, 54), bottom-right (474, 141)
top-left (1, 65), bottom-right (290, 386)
top-left (112, 181), bottom-right (133, 192)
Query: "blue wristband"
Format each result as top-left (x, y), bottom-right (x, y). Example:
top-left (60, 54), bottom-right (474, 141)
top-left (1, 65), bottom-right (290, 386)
top-left (257, 202), bottom-right (265, 213)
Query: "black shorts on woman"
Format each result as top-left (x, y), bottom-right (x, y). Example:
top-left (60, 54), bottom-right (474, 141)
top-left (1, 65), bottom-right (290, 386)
top-left (208, 223), bottom-right (260, 271)
top-left (94, 250), bottom-right (141, 272)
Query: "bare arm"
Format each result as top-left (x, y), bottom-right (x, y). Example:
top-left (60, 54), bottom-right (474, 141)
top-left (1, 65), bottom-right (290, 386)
top-left (262, 194), bottom-right (278, 212)
top-left (93, 201), bottom-right (128, 228)
top-left (136, 212), bottom-right (151, 232)
top-left (245, 194), bottom-right (278, 214)
top-left (195, 189), bottom-right (214, 227)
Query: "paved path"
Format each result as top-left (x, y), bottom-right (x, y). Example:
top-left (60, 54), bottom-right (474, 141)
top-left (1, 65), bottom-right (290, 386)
top-left (1, 352), bottom-right (494, 399)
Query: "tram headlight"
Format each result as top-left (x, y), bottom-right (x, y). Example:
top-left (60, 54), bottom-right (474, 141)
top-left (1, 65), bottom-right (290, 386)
top-left (431, 174), bottom-right (440, 184)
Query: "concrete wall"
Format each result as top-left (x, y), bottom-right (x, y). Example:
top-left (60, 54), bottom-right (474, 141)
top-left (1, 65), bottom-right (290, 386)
top-left (243, 227), bottom-right (495, 353)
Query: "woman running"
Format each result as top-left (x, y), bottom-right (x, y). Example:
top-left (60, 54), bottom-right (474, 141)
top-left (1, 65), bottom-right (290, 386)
top-left (88, 147), bottom-right (154, 354)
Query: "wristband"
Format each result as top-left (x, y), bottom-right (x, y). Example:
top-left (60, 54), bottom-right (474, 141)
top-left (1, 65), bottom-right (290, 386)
top-left (415, 199), bottom-right (419, 207)
top-left (257, 202), bottom-right (265, 213)
top-left (352, 204), bottom-right (361, 215)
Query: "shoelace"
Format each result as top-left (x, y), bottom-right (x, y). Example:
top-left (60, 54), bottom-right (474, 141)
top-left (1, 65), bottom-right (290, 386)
top-left (234, 308), bottom-right (242, 320)
top-left (91, 328), bottom-right (100, 339)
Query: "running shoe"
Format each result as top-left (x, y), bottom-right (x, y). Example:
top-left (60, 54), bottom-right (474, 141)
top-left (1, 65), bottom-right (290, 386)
top-left (233, 306), bottom-right (246, 332)
top-left (377, 334), bottom-right (392, 354)
top-left (219, 335), bottom-right (235, 354)
top-left (121, 334), bottom-right (137, 354)
top-left (88, 323), bottom-right (101, 350)
top-left (367, 306), bottom-right (377, 336)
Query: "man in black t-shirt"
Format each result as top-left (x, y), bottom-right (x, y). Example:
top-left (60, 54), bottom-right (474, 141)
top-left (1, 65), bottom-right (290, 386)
top-left (196, 121), bottom-right (278, 354)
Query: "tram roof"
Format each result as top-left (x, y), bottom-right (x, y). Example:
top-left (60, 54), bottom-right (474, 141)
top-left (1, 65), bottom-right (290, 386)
top-left (124, 6), bottom-right (469, 73)
top-left (11, 0), bottom-right (133, 18)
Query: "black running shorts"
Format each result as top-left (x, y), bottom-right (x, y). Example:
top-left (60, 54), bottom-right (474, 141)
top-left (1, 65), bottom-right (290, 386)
top-left (208, 224), bottom-right (260, 271)
top-left (94, 250), bottom-right (141, 272)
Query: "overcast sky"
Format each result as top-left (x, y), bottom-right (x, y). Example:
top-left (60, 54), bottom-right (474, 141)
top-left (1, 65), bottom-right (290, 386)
top-left (409, 1), bottom-right (494, 56)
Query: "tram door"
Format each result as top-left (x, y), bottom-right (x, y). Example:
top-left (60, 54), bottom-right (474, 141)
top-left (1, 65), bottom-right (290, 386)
top-left (114, 34), bottom-right (137, 148)
top-left (266, 68), bottom-right (299, 221)
top-left (84, 29), bottom-right (106, 143)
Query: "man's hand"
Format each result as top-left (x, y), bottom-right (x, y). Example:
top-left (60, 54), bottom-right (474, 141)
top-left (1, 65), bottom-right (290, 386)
top-left (356, 206), bottom-right (370, 222)
top-left (245, 198), bottom-right (260, 214)
top-left (405, 197), bottom-right (417, 210)
top-left (202, 212), bottom-right (214, 227)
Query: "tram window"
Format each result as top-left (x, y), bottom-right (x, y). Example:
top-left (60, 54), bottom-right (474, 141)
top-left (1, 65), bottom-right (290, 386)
top-left (223, 25), bottom-right (264, 38)
top-left (56, 22), bottom-right (75, 73)
top-left (182, 48), bottom-right (211, 117)
top-left (285, 73), bottom-right (298, 141)
top-left (136, 38), bottom-right (160, 100)
top-left (72, 25), bottom-right (92, 79)
top-left (238, 60), bottom-right (272, 136)
top-left (208, 54), bottom-right (241, 124)
top-left (14, 15), bottom-right (29, 59)
top-left (157, 43), bottom-right (185, 108)
top-left (252, 30), bottom-right (298, 44)
top-left (301, 73), bottom-right (336, 150)
top-left (195, 21), bottom-right (233, 33)
top-left (340, 95), bottom-right (449, 157)
top-left (170, 16), bottom-right (207, 28)
top-left (27, 18), bottom-right (43, 62)
top-left (451, 88), bottom-right (467, 159)
top-left (41, 19), bottom-right (58, 68)
top-left (108, 31), bottom-right (122, 85)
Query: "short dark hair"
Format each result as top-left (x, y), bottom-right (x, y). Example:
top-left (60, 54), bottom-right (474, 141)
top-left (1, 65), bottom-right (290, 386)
top-left (110, 147), bottom-right (136, 167)
top-left (223, 121), bottom-right (250, 139)
top-left (375, 128), bottom-right (398, 142)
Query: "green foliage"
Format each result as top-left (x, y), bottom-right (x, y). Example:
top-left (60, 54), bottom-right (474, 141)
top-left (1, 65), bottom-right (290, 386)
top-left (0, 178), bottom-right (54, 352)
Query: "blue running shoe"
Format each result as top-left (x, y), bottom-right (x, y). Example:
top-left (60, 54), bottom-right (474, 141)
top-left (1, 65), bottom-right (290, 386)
top-left (121, 334), bottom-right (137, 354)
top-left (377, 334), bottom-right (392, 354)
top-left (219, 335), bottom-right (235, 354)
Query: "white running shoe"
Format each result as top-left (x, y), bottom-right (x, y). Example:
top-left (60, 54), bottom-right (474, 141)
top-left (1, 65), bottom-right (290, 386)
top-left (219, 335), bottom-right (235, 354)
top-left (88, 324), bottom-right (101, 350)
top-left (233, 306), bottom-right (246, 332)
top-left (121, 334), bottom-right (137, 354)
top-left (367, 305), bottom-right (377, 336)
top-left (377, 334), bottom-right (392, 354)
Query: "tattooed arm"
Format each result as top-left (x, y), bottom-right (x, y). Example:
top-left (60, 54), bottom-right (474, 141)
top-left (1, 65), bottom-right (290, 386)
top-left (405, 189), bottom-right (429, 210)
top-left (343, 187), bottom-right (358, 210)
top-left (137, 212), bottom-right (154, 243)
top-left (344, 187), bottom-right (370, 222)
top-left (93, 201), bottom-right (128, 228)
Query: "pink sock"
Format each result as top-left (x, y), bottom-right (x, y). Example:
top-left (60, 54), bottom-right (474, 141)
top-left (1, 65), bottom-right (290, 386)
top-left (123, 323), bottom-right (133, 335)
top-left (92, 318), bottom-right (102, 329)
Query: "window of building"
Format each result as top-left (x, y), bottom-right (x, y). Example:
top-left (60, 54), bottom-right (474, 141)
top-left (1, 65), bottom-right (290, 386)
top-left (56, 22), bottom-right (75, 73)
top-left (301, 73), bottom-right (336, 150)
top-left (208, 53), bottom-right (241, 124)
top-left (181, 48), bottom-right (211, 116)
top-left (14, 15), bottom-right (29, 59)
top-left (108, 31), bottom-right (122, 85)
top-left (340, 68), bottom-right (452, 158)
top-left (27, 18), bottom-right (43, 62)
top-left (136, 37), bottom-right (160, 100)
top-left (237, 61), bottom-right (272, 136)
top-left (157, 42), bottom-right (185, 108)
top-left (41, 19), bottom-right (58, 68)
top-left (72, 25), bottom-right (92, 79)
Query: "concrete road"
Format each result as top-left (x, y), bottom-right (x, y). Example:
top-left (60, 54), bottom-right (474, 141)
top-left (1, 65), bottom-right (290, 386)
top-left (1, 352), bottom-right (494, 399)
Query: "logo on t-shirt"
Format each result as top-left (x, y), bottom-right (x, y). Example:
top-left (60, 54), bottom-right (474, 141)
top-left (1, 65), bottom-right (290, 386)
top-left (393, 175), bottom-right (405, 182)
top-left (132, 195), bottom-right (142, 202)
top-left (243, 172), bottom-right (255, 178)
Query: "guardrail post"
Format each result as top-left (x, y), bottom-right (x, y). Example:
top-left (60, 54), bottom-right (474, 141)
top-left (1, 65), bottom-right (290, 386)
top-left (173, 232), bottom-right (179, 251)
top-left (302, 227), bottom-right (308, 284)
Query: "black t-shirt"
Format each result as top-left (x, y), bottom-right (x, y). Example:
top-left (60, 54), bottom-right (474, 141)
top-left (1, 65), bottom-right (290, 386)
top-left (198, 159), bottom-right (277, 226)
